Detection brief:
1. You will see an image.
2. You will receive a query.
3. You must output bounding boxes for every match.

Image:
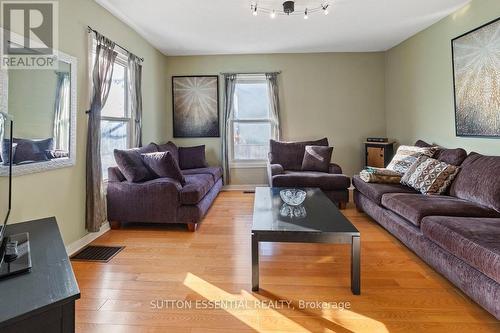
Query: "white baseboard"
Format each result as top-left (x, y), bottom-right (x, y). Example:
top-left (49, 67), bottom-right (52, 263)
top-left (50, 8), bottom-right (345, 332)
top-left (223, 184), bottom-right (268, 191)
top-left (65, 222), bottom-right (111, 256)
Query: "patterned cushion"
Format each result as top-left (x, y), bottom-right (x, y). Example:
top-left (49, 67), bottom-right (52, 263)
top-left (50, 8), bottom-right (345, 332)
top-left (401, 155), bottom-right (459, 195)
top-left (387, 145), bottom-right (437, 175)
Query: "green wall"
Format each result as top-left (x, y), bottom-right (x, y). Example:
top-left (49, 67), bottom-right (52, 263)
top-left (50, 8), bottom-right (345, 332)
top-left (385, 0), bottom-right (500, 153)
top-left (3, 0), bottom-right (499, 246)
top-left (2, 0), bottom-right (168, 245)
top-left (165, 53), bottom-right (387, 182)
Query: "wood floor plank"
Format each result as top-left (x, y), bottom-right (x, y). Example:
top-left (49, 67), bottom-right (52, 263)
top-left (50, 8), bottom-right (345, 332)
top-left (73, 191), bottom-right (499, 333)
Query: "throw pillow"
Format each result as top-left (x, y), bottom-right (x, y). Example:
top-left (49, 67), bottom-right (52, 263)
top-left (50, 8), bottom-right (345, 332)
top-left (301, 145), bottom-right (333, 172)
top-left (157, 141), bottom-right (179, 162)
top-left (269, 138), bottom-right (329, 171)
top-left (13, 137), bottom-right (53, 164)
top-left (401, 155), bottom-right (459, 195)
top-left (178, 145), bottom-right (208, 170)
top-left (387, 145), bottom-right (438, 175)
top-left (141, 151), bottom-right (186, 185)
top-left (114, 148), bottom-right (154, 183)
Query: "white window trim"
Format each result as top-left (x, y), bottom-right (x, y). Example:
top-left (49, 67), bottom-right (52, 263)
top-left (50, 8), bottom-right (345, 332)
top-left (89, 34), bottom-right (134, 181)
top-left (229, 75), bottom-right (275, 169)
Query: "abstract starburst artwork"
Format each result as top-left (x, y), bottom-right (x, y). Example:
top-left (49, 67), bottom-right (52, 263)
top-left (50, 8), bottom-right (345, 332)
top-left (452, 18), bottom-right (500, 137)
top-left (172, 76), bottom-right (219, 137)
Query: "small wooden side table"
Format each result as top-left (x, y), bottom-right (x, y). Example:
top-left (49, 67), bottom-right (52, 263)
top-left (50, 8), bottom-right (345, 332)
top-left (364, 141), bottom-right (395, 168)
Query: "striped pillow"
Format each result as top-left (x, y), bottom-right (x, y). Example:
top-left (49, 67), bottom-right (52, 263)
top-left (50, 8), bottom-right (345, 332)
top-left (401, 155), bottom-right (459, 195)
top-left (387, 145), bottom-right (437, 175)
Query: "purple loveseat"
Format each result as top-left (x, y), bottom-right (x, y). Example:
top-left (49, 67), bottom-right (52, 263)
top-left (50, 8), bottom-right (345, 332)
top-left (353, 140), bottom-right (500, 319)
top-left (267, 138), bottom-right (350, 208)
top-left (106, 142), bottom-right (223, 231)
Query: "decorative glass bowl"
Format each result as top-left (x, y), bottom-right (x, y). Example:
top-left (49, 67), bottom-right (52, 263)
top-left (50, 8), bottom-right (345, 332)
top-left (279, 189), bottom-right (306, 206)
top-left (280, 204), bottom-right (307, 219)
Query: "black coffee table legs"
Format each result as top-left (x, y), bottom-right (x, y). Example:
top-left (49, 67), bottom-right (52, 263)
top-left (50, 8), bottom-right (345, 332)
top-left (351, 235), bottom-right (361, 295)
top-left (251, 233), bottom-right (259, 292)
top-left (251, 233), bottom-right (361, 295)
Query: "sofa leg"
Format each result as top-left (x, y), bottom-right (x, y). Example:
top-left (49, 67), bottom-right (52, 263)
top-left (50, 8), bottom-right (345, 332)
top-left (355, 205), bottom-right (364, 213)
top-left (187, 223), bottom-right (198, 232)
top-left (339, 202), bottom-right (347, 210)
top-left (109, 221), bottom-right (121, 230)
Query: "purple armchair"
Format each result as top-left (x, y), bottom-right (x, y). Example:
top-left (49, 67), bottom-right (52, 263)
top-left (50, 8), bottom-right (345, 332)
top-left (267, 138), bottom-right (350, 209)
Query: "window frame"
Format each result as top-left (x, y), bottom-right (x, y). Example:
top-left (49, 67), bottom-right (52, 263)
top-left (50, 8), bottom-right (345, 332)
top-left (229, 75), bottom-right (275, 168)
top-left (89, 36), bottom-right (133, 181)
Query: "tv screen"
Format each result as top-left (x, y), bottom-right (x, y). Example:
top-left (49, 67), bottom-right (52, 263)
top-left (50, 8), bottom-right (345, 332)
top-left (0, 112), bottom-right (12, 251)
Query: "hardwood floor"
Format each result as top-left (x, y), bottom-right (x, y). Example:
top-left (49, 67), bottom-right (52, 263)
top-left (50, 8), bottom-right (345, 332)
top-left (73, 191), bottom-right (499, 333)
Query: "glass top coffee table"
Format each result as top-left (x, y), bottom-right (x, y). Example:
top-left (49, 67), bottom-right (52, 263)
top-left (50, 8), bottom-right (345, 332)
top-left (252, 187), bottom-right (361, 295)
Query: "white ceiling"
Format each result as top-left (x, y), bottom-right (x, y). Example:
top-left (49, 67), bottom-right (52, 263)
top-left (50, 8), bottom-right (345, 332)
top-left (96, 0), bottom-right (470, 56)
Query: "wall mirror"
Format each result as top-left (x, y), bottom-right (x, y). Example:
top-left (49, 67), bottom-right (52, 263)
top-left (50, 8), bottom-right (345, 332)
top-left (0, 50), bottom-right (77, 176)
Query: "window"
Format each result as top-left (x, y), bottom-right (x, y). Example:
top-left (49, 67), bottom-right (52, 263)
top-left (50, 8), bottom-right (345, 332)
top-left (231, 76), bottom-right (275, 166)
top-left (90, 38), bottom-right (131, 180)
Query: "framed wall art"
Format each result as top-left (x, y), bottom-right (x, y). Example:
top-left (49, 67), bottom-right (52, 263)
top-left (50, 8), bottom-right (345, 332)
top-left (452, 17), bottom-right (500, 138)
top-left (172, 75), bottom-right (220, 138)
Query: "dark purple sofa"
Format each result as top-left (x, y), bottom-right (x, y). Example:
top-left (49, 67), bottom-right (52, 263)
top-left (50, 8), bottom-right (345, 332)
top-left (267, 138), bottom-right (350, 208)
top-left (353, 140), bottom-right (500, 319)
top-left (106, 142), bottom-right (222, 231)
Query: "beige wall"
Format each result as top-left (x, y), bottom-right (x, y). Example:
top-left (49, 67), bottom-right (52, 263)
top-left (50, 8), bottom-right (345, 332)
top-left (385, 0), bottom-right (500, 154)
top-left (165, 53), bottom-right (387, 183)
top-left (2, 0), bottom-right (168, 245)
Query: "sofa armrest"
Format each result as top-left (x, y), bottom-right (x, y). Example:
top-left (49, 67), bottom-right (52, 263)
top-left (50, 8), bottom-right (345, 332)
top-left (267, 163), bottom-right (284, 186)
top-left (329, 163), bottom-right (343, 174)
top-left (107, 178), bottom-right (182, 223)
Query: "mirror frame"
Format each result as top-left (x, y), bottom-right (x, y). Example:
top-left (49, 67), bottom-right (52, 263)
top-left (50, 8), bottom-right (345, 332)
top-left (0, 50), bottom-right (77, 176)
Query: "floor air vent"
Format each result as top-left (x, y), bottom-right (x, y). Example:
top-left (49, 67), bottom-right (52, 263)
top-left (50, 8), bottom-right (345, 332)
top-left (71, 245), bottom-right (124, 262)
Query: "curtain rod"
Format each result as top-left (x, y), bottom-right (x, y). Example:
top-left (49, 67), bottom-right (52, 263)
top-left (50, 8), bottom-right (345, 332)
top-left (87, 26), bottom-right (144, 62)
top-left (219, 71), bottom-right (281, 75)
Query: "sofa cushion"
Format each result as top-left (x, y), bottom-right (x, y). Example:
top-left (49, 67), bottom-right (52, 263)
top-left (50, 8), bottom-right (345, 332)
top-left (269, 138), bottom-right (329, 171)
top-left (141, 151), bottom-right (186, 185)
top-left (272, 171), bottom-right (350, 191)
top-left (180, 174), bottom-right (215, 205)
top-left (182, 166), bottom-right (223, 182)
top-left (450, 153), bottom-right (500, 213)
top-left (352, 175), bottom-right (417, 205)
top-left (400, 155), bottom-right (459, 195)
top-left (114, 147), bottom-right (154, 183)
top-left (381, 193), bottom-right (500, 227)
top-left (157, 141), bottom-right (179, 162)
top-left (137, 143), bottom-right (159, 154)
top-left (179, 145), bottom-right (208, 170)
top-left (421, 216), bottom-right (500, 284)
top-left (13, 137), bottom-right (53, 164)
top-left (301, 145), bottom-right (333, 172)
top-left (387, 145), bottom-right (438, 175)
top-left (414, 140), bottom-right (467, 166)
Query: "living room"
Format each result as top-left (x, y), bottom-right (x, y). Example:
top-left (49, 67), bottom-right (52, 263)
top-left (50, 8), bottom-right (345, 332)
top-left (0, 0), bottom-right (498, 332)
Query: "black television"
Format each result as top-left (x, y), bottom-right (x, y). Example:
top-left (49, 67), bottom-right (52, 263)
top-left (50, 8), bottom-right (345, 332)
top-left (0, 113), bottom-right (32, 279)
top-left (0, 112), bottom-right (13, 248)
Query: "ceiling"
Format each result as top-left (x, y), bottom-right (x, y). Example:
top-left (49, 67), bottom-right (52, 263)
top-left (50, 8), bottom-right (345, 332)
top-left (96, 0), bottom-right (470, 56)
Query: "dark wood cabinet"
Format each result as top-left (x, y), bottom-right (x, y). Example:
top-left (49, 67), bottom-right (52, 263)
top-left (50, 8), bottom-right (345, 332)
top-left (364, 141), bottom-right (395, 168)
top-left (0, 218), bottom-right (80, 333)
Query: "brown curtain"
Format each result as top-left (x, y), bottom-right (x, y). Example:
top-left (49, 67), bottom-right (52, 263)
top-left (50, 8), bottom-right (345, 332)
top-left (86, 31), bottom-right (117, 232)
top-left (222, 74), bottom-right (237, 184)
top-left (266, 73), bottom-right (281, 140)
top-left (128, 54), bottom-right (143, 147)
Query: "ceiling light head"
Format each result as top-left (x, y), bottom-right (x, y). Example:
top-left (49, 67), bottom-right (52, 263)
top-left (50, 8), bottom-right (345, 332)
top-left (304, 8), bottom-right (308, 19)
top-left (322, 4), bottom-right (329, 15)
top-left (270, 10), bottom-right (276, 19)
top-left (252, 3), bottom-right (258, 16)
top-left (283, 1), bottom-right (295, 15)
